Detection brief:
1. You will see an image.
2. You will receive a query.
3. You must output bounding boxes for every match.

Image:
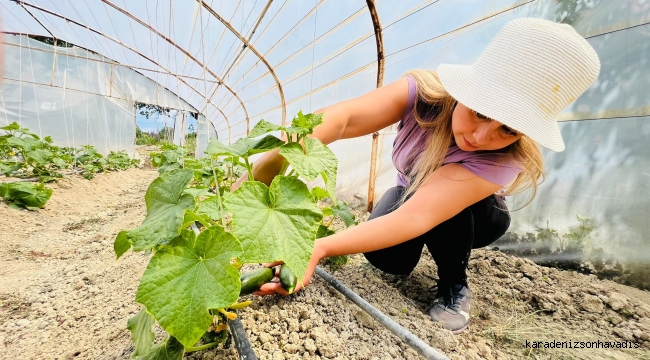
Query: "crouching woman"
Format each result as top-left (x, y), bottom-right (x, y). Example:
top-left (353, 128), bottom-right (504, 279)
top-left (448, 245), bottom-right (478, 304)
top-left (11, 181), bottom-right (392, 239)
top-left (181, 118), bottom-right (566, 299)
top-left (245, 18), bottom-right (600, 334)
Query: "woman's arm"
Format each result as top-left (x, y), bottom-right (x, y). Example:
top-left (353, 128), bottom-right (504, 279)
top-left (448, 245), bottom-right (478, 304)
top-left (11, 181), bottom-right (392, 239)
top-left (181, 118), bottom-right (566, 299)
top-left (318, 164), bottom-right (502, 256)
top-left (256, 163), bottom-right (504, 295)
top-left (232, 78), bottom-right (410, 188)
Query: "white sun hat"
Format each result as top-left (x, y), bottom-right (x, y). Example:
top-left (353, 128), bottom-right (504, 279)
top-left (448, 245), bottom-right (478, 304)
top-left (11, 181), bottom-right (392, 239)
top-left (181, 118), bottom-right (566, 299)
top-left (437, 17), bottom-right (600, 152)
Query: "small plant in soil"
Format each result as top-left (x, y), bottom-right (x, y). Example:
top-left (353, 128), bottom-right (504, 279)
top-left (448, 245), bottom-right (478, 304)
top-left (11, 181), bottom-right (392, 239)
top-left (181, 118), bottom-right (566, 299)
top-left (115, 111), bottom-right (357, 358)
top-left (0, 181), bottom-right (52, 210)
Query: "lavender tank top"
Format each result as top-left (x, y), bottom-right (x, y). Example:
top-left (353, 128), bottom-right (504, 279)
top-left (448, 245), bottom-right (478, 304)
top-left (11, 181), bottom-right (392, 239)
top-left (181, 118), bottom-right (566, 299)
top-left (392, 76), bottom-right (523, 187)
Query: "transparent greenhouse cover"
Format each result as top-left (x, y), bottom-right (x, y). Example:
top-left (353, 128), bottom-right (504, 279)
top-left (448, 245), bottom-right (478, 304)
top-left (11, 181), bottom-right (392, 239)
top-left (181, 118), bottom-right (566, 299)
top-left (1, 1), bottom-right (649, 267)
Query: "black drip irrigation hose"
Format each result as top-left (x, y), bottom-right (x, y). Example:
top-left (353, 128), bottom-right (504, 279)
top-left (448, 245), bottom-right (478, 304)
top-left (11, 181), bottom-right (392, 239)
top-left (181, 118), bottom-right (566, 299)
top-left (315, 266), bottom-right (450, 360)
top-left (189, 226), bottom-right (446, 359)
top-left (229, 314), bottom-right (258, 360)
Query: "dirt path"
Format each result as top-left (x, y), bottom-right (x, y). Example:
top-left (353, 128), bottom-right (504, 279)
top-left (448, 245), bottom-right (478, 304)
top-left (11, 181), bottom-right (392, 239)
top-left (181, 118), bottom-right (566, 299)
top-left (1, 166), bottom-right (649, 360)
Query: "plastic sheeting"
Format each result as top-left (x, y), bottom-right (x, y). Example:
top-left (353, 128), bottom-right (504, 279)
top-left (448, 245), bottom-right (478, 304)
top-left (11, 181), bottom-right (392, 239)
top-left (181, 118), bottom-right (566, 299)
top-left (0, 0), bottom-right (649, 260)
top-left (0, 34), bottom-right (198, 155)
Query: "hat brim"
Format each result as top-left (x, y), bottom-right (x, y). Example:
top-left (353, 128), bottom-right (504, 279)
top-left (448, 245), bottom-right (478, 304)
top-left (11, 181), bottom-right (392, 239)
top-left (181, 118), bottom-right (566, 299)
top-left (437, 63), bottom-right (565, 152)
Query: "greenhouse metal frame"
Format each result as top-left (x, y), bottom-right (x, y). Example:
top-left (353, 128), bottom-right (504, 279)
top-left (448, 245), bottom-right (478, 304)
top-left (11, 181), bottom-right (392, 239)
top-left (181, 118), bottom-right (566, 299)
top-left (1, 0), bottom-right (649, 290)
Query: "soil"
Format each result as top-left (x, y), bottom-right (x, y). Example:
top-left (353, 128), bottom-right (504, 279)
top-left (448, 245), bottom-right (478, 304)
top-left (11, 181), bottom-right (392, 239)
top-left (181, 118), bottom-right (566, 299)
top-left (1, 147), bottom-right (649, 360)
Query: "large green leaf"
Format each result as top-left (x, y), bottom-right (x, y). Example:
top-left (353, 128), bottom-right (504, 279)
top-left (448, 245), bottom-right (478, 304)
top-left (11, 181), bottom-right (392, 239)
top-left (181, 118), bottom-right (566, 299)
top-left (279, 138), bottom-right (337, 182)
top-left (7, 136), bottom-right (39, 152)
top-left (182, 187), bottom-right (210, 197)
top-left (321, 168), bottom-right (338, 205)
top-left (332, 201), bottom-right (357, 227)
top-left (224, 176), bottom-right (322, 281)
top-left (1, 122), bottom-right (20, 131)
top-left (52, 157), bottom-right (68, 168)
top-left (19, 183), bottom-right (52, 209)
top-left (133, 336), bottom-right (184, 360)
top-left (26, 149), bottom-right (53, 164)
top-left (181, 210), bottom-right (212, 230)
top-left (0, 163), bottom-right (11, 176)
top-left (135, 225), bottom-right (242, 348)
top-left (310, 186), bottom-right (329, 202)
top-left (196, 196), bottom-right (224, 220)
top-left (316, 225), bottom-right (335, 239)
top-left (158, 162), bottom-right (182, 174)
top-left (0, 162), bottom-right (23, 177)
top-left (0, 183), bottom-right (9, 198)
top-left (0, 182), bottom-right (52, 209)
top-left (127, 307), bottom-right (156, 358)
top-left (205, 135), bottom-right (284, 158)
top-left (162, 149), bottom-right (182, 164)
top-left (247, 119), bottom-right (283, 138)
top-left (114, 169), bottom-right (195, 258)
top-left (167, 229), bottom-right (197, 249)
top-left (144, 169), bottom-right (195, 211)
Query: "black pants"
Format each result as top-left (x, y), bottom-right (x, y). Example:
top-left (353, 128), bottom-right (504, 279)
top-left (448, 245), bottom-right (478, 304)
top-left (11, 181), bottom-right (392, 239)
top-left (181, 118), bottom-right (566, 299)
top-left (363, 186), bottom-right (510, 286)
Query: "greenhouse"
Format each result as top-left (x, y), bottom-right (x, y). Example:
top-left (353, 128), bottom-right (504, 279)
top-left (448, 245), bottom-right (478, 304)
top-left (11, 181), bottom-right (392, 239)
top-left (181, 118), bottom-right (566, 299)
top-left (1, 0), bottom-right (649, 359)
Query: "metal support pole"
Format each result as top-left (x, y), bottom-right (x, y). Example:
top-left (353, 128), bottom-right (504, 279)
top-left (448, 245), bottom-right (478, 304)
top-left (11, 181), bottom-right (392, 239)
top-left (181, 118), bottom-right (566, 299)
top-left (365, 0), bottom-right (385, 212)
top-left (50, 38), bottom-right (57, 86)
top-left (109, 63), bottom-right (114, 97)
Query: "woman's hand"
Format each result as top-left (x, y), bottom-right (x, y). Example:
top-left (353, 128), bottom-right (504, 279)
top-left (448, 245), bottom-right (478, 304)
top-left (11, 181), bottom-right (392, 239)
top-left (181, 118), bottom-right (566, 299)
top-left (253, 241), bottom-right (326, 296)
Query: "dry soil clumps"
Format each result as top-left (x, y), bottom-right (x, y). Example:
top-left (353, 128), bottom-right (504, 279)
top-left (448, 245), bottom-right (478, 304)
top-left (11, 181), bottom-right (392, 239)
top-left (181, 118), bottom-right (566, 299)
top-left (1, 167), bottom-right (648, 359)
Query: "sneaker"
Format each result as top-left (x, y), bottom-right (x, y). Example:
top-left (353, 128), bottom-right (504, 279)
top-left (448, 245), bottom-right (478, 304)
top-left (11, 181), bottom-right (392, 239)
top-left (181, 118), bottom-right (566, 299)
top-left (428, 283), bottom-right (471, 334)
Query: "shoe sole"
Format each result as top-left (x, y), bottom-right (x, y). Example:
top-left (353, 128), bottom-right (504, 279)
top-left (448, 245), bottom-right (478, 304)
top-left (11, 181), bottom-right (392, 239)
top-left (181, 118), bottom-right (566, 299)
top-left (450, 323), bottom-right (469, 335)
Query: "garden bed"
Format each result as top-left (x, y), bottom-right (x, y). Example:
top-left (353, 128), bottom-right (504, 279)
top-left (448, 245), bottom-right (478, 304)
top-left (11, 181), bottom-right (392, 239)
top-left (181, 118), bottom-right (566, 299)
top-left (1, 162), bottom-right (649, 359)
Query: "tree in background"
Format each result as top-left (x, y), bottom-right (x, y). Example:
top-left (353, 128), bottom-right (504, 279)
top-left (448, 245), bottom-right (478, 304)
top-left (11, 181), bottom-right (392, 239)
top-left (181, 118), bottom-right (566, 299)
top-left (137, 103), bottom-right (171, 120)
top-left (136, 125), bottom-right (173, 146)
top-left (136, 103), bottom-right (175, 145)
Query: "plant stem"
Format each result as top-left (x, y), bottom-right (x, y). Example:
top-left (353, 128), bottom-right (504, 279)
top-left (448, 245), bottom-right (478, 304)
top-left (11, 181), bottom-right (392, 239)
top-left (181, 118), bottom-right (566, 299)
top-left (244, 157), bottom-right (254, 182)
top-left (185, 341), bottom-right (220, 352)
top-left (211, 159), bottom-right (224, 225)
top-left (287, 168), bottom-right (295, 177)
top-left (279, 160), bottom-right (289, 176)
top-left (298, 134), bottom-right (307, 154)
top-left (229, 156), bottom-right (235, 189)
top-left (195, 215), bottom-right (212, 229)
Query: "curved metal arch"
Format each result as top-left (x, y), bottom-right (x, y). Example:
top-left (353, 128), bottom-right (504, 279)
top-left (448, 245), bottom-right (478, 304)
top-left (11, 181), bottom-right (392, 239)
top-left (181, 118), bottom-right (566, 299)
top-left (215, 4), bottom-right (371, 127)
top-left (213, 0), bottom-right (290, 94)
top-left (13, 0), bottom-right (234, 140)
top-left (100, 0), bottom-right (246, 139)
top-left (199, 0), bottom-right (288, 127)
top-left (225, 3), bottom-right (367, 93)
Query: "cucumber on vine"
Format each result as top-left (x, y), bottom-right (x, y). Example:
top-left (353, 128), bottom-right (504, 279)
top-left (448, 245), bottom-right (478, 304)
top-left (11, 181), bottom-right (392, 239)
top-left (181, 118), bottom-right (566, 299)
top-left (116, 111), bottom-right (352, 352)
top-left (239, 267), bottom-right (274, 295)
top-left (279, 264), bottom-right (297, 294)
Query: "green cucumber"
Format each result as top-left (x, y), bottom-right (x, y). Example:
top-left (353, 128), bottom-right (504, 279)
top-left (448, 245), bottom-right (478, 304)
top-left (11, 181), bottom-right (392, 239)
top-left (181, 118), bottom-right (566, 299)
top-left (239, 267), bottom-right (273, 295)
top-left (279, 264), bottom-right (297, 294)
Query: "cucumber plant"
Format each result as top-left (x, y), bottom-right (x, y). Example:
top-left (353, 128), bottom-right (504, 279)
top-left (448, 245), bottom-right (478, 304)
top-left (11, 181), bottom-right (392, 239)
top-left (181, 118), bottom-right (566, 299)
top-left (0, 181), bottom-right (52, 210)
top-left (0, 122), bottom-right (140, 209)
top-left (0, 122), bottom-right (139, 181)
top-left (115, 111), bottom-right (357, 358)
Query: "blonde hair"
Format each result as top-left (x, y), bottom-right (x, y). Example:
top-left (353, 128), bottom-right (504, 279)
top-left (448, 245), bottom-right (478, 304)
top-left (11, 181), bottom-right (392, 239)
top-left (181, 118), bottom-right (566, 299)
top-left (400, 69), bottom-right (545, 208)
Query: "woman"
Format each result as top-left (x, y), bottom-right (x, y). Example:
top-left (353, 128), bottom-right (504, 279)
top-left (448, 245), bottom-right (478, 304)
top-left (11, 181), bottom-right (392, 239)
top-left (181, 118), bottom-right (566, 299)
top-left (240, 18), bottom-right (600, 334)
